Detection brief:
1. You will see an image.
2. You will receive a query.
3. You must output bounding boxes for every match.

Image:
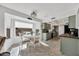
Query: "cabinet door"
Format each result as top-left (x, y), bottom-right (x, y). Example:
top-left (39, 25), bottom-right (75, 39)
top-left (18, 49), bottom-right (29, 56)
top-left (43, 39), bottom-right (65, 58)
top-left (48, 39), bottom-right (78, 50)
top-left (42, 23), bottom-right (51, 29)
top-left (61, 38), bottom-right (77, 56)
top-left (76, 9), bottom-right (79, 29)
top-left (69, 15), bottom-right (76, 28)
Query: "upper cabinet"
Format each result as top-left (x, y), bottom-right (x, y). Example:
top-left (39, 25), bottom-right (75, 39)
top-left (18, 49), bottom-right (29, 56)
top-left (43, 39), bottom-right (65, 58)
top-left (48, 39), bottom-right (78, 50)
top-left (76, 8), bottom-right (79, 29)
top-left (69, 15), bottom-right (76, 28)
top-left (69, 8), bottom-right (79, 29)
top-left (42, 23), bottom-right (51, 29)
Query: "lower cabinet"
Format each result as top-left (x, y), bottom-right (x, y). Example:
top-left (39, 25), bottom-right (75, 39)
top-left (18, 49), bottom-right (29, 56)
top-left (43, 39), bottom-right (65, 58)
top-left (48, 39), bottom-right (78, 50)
top-left (42, 33), bottom-right (48, 41)
top-left (61, 37), bottom-right (79, 56)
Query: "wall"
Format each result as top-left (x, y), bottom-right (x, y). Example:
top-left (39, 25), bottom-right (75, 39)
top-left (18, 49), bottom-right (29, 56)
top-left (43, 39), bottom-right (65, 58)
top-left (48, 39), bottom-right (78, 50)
top-left (52, 18), bottom-right (67, 36)
top-left (0, 5), bottom-right (42, 52)
top-left (58, 25), bottom-right (64, 35)
top-left (56, 8), bottom-right (77, 20)
top-left (0, 6), bottom-right (4, 36)
top-left (0, 5), bottom-right (42, 37)
top-left (1, 12), bottom-right (42, 52)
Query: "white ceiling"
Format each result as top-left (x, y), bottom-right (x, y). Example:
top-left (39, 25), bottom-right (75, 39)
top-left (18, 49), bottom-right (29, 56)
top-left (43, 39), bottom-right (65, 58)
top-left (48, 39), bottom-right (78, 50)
top-left (0, 3), bottom-right (79, 22)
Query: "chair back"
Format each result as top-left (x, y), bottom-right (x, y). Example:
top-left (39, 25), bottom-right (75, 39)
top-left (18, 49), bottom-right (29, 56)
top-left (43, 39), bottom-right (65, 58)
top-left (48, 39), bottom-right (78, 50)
top-left (10, 47), bottom-right (19, 56)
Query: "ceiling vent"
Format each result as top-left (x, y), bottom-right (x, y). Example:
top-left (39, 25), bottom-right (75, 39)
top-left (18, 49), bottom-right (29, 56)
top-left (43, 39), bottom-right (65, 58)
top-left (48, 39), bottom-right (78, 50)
top-left (27, 17), bottom-right (32, 20)
top-left (51, 17), bottom-right (55, 20)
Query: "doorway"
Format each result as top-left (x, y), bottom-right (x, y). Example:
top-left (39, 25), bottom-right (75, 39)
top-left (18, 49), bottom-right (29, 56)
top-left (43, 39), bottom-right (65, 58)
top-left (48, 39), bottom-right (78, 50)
top-left (64, 25), bottom-right (70, 34)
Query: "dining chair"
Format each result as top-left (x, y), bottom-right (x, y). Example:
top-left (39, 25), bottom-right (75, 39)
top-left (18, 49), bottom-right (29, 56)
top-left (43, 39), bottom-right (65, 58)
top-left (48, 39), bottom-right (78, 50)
top-left (10, 47), bottom-right (20, 56)
top-left (29, 36), bottom-right (40, 48)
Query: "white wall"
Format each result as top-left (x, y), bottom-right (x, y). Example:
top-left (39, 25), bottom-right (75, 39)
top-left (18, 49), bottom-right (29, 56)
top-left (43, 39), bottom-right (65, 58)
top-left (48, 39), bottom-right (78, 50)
top-left (4, 13), bottom-right (12, 37)
top-left (58, 25), bottom-right (64, 35)
top-left (51, 18), bottom-right (67, 36)
top-left (0, 7), bottom-right (4, 36)
top-left (0, 5), bottom-right (42, 52)
top-left (1, 12), bottom-right (42, 52)
top-left (5, 13), bottom-right (42, 38)
top-left (0, 5), bottom-right (42, 37)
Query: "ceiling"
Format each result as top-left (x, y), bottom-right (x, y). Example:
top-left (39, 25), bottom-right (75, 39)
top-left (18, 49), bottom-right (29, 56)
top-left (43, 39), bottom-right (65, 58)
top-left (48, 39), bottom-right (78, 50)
top-left (0, 3), bottom-right (79, 22)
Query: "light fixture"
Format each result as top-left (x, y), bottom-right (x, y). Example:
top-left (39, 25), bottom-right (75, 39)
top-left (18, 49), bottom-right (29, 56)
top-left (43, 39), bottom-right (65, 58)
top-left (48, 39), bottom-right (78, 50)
top-left (31, 10), bottom-right (38, 18)
top-left (27, 10), bottom-right (38, 20)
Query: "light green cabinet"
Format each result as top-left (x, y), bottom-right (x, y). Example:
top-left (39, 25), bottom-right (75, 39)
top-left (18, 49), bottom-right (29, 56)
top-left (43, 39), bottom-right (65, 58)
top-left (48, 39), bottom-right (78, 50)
top-left (69, 15), bottom-right (76, 28)
top-left (61, 37), bottom-right (79, 56)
